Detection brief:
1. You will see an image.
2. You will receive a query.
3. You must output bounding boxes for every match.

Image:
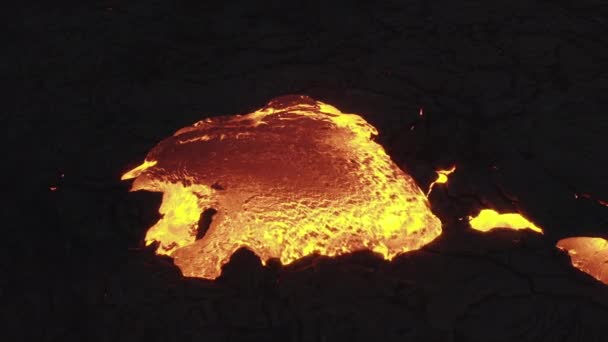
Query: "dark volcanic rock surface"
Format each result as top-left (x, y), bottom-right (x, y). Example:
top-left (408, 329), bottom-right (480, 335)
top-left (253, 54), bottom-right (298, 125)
top-left (7, 0), bottom-right (608, 341)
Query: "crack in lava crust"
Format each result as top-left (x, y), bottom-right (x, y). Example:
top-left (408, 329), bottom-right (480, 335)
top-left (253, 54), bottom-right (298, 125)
top-left (122, 95), bottom-right (442, 279)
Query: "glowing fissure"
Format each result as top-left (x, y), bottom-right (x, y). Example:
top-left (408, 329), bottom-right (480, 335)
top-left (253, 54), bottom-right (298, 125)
top-left (122, 95), bottom-right (442, 279)
top-left (426, 165), bottom-right (456, 196)
top-left (557, 237), bottom-right (608, 285)
top-left (468, 209), bottom-right (543, 234)
top-left (574, 192), bottom-right (608, 208)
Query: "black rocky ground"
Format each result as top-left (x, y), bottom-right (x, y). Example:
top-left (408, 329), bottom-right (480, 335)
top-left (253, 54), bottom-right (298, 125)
top-left (5, 0), bottom-right (608, 341)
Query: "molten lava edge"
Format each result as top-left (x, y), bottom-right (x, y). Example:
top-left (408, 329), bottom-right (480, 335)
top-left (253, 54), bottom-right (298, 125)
top-left (122, 95), bottom-right (442, 279)
top-left (557, 237), bottom-right (608, 285)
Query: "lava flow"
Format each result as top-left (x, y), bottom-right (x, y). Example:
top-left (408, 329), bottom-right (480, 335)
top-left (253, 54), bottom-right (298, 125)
top-left (557, 237), bottom-right (608, 285)
top-left (468, 209), bottom-right (543, 234)
top-left (122, 95), bottom-right (442, 279)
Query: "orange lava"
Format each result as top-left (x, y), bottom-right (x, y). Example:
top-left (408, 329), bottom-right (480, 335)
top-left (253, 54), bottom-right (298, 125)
top-left (122, 95), bottom-right (442, 279)
top-left (426, 165), bottom-right (456, 196)
top-left (557, 237), bottom-right (608, 285)
top-left (468, 209), bottom-right (543, 234)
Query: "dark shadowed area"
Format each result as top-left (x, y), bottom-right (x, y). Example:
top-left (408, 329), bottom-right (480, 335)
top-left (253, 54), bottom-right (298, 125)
top-left (5, 0), bottom-right (608, 341)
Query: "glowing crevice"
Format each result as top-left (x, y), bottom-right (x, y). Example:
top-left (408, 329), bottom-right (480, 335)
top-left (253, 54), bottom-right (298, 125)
top-left (574, 192), bottom-right (608, 208)
top-left (426, 165), bottom-right (456, 196)
top-left (122, 95), bottom-right (442, 279)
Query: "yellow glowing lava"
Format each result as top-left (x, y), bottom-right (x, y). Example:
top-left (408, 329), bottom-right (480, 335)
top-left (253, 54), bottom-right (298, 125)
top-left (121, 160), bottom-right (157, 180)
top-left (468, 209), bottom-right (543, 234)
top-left (557, 237), bottom-right (608, 285)
top-left (426, 165), bottom-right (456, 196)
top-left (122, 95), bottom-right (442, 279)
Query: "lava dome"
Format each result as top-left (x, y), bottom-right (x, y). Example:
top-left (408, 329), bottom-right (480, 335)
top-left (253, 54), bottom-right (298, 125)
top-left (122, 95), bottom-right (442, 279)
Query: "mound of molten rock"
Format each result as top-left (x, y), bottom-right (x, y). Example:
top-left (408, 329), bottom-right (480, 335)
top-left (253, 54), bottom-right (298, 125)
top-left (122, 95), bottom-right (442, 279)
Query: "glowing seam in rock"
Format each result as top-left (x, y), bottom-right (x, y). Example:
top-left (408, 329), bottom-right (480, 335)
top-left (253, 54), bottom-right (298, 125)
top-left (426, 165), bottom-right (456, 196)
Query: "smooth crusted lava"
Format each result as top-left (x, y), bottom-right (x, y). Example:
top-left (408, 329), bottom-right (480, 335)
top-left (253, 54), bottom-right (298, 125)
top-left (557, 237), bottom-right (608, 285)
top-left (122, 95), bottom-right (442, 279)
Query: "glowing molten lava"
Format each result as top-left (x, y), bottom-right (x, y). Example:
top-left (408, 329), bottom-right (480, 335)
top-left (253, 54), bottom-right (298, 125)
top-left (556, 237), bottom-right (608, 285)
top-left (122, 95), bottom-right (442, 279)
top-left (468, 209), bottom-right (543, 234)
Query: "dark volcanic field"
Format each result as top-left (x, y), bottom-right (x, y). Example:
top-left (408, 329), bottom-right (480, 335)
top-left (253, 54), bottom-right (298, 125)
top-left (5, 1), bottom-right (608, 341)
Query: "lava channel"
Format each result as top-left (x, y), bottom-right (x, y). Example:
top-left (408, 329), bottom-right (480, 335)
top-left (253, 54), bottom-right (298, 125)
top-left (122, 95), bottom-right (442, 279)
